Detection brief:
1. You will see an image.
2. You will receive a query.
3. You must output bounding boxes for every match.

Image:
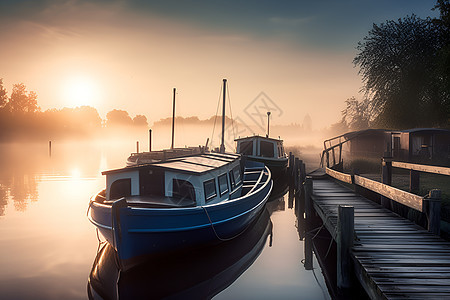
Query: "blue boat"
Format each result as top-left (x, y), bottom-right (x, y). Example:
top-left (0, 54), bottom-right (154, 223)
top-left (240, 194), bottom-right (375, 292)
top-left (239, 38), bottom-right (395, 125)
top-left (88, 152), bottom-right (272, 270)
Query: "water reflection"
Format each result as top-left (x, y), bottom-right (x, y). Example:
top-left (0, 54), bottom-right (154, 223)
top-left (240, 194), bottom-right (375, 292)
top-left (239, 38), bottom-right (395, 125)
top-left (0, 141), bottom-right (117, 216)
top-left (88, 209), bottom-right (272, 299)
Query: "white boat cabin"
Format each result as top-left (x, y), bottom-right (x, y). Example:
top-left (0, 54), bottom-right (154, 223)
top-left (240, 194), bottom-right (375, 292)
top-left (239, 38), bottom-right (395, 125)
top-left (102, 153), bottom-right (243, 207)
top-left (235, 136), bottom-right (286, 159)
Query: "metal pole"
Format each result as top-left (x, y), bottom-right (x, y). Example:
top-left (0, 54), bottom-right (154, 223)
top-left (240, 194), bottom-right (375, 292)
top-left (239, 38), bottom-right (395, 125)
top-left (171, 88), bottom-right (176, 149)
top-left (267, 111), bottom-right (271, 137)
top-left (220, 79), bottom-right (227, 153)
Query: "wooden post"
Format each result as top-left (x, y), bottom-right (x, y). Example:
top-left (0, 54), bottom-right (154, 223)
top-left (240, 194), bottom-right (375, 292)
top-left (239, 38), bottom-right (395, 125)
top-left (410, 170), bottom-right (420, 193)
top-left (48, 141), bottom-right (52, 157)
top-left (289, 152), bottom-right (294, 177)
top-left (337, 205), bottom-right (354, 290)
top-left (297, 159), bottom-right (304, 188)
top-left (294, 158), bottom-right (300, 190)
top-left (304, 176), bottom-right (313, 220)
top-left (149, 129), bottom-right (152, 152)
top-left (381, 155), bottom-right (392, 209)
top-left (326, 151), bottom-right (330, 168)
top-left (304, 230), bottom-right (313, 270)
top-left (300, 162), bottom-right (306, 183)
top-left (425, 189), bottom-right (441, 235)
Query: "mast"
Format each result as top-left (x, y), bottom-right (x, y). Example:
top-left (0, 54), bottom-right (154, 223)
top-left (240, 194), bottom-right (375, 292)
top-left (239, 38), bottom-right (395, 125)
top-left (266, 111), bottom-right (271, 138)
top-left (220, 79), bottom-right (227, 153)
top-left (171, 88), bottom-right (176, 149)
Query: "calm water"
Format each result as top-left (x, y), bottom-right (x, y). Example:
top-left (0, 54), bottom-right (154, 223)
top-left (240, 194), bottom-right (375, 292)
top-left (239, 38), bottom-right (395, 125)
top-left (0, 141), bottom-right (331, 299)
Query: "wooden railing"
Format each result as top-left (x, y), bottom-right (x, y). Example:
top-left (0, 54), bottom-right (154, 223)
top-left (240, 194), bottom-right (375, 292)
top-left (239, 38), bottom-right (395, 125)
top-left (325, 166), bottom-right (442, 235)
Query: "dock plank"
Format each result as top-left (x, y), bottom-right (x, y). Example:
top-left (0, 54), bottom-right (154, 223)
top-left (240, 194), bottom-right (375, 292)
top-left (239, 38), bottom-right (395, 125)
top-left (309, 171), bottom-right (450, 299)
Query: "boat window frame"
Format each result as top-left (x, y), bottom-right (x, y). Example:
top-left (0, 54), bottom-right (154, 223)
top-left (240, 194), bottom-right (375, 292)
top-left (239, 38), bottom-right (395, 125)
top-left (238, 140), bottom-right (254, 155)
top-left (203, 178), bottom-right (217, 202)
top-left (260, 140), bottom-right (275, 158)
top-left (172, 178), bottom-right (196, 201)
top-left (229, 170), bottom-right (235, 191)
top-left (233, 166), bottom-right (241, 185)
top-left (218, 173), bottom-right (229, 196)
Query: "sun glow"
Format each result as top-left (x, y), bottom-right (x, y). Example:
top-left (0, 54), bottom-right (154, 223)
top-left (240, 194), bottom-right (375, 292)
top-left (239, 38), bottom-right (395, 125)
top-left (62, 76), bottom-right (99, 107)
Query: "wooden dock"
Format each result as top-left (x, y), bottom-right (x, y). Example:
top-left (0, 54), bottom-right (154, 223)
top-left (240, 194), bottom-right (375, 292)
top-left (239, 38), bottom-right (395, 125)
top-left (307, 169), bottom-right (450, 299)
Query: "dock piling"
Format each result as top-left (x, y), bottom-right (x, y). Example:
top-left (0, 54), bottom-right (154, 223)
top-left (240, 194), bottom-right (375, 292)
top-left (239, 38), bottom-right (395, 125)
top-left (425, 189), bottom-right (441, 235)
top-left (337, 205), bottom-right (354, 290)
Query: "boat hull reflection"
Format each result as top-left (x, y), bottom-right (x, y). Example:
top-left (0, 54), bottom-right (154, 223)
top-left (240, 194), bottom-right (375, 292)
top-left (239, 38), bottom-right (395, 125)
top-left (88, 208), bottom-right (272, 299)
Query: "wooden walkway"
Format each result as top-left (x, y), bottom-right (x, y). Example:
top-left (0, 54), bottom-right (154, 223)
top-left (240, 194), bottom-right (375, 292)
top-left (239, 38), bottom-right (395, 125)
top-left (309, 170), bottom-right (450, 299)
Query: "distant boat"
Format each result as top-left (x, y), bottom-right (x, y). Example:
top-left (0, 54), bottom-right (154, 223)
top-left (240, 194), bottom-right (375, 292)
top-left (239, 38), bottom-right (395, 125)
top-left (235, 135), bottom-right (288, 180)
top-left (87, 152), bottom-right (272, 271)
top-left (87, 208), bottom-right (272, 299)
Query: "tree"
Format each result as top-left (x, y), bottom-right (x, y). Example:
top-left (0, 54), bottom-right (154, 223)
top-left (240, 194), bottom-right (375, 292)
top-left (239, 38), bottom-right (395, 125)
top-left (341, 97), bottom-right (374, 130)
top-left (133, 115), bottom-right (148, 126)
top-left (0, 79), bottom-right (7, 108)
top-left (7, 83), bottom-right (39, 113)
top-left (106, 109), bottom-right (133, 127)
top-left (354, 15), bottom-right (445, 129)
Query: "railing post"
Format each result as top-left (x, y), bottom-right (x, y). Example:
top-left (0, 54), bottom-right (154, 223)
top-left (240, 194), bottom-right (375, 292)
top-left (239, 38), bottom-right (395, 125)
top-left (326, 151), bottom-right (330, 168)
top-left (337, 205), bottom-right (354, 290)
top-left (381, 154), bottom-right (392, 209)
top-left (410, 170), bottom-right (420, 193)
top-left (425, 189), bottom-right (441, 235)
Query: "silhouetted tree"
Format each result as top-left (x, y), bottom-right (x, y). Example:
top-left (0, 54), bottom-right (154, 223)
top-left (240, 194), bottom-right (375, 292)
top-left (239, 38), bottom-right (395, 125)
top-left (6, 83), bottom-right (39, 113)
top-left (106, 109), bottom-right (133, 127)
top-left (354, 15), bottom-right (445, 128)
top-left (341, 97), bottom-right (374, 130)
top-left (133, 115), bottom-right (148, 126)
top-left (0, 79), bottom-right (7, 108)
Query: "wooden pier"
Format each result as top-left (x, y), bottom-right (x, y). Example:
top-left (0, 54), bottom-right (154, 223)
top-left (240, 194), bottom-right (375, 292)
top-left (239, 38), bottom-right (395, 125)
top-left (305, 168), bottom-right (450, 299)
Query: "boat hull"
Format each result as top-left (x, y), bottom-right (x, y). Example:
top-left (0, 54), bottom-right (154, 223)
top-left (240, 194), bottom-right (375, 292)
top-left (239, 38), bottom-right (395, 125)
top-left (245, 155), bottom-right (288, 181)
top-left (88, 166), bottom-right (272, 270)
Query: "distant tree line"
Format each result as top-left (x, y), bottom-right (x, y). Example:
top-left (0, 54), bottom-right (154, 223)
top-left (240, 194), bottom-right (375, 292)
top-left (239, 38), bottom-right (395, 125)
top-left (336, 0), bottom-right (450, 132)
top-left (0, 79), bottom-right (148, 140)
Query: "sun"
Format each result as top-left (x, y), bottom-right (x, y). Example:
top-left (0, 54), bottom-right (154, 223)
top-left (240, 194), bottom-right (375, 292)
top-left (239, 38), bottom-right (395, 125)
top-left (62, 76), bottom-right (99, 107)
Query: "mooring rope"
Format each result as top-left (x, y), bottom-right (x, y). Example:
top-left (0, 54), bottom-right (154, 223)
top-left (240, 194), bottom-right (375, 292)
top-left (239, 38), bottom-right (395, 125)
top-left (201, 205), bottom-right (254, 242)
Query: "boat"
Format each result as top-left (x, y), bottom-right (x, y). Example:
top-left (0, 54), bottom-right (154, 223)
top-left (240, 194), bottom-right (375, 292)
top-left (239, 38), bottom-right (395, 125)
top-left (88, 152), bottom-right (272, 271)
top-left (87, 208), bottom-right (272, 299)
top-left (235, 110), bottom-right (288, 180)
top-left (235, 135), bottom-right (288, 180)
top-left (87, 79), bottom-right (273, 271)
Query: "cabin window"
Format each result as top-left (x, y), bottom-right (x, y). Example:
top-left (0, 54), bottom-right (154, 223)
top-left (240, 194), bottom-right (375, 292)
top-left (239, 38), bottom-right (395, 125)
top-left (110, 178), bottom-right (131, 199)
top-left (172, 179), bottom-right (196, 201)
top-left (203, 179), bottom-right (217, 201)
top-left (238, 141), bottom-right (253, 155)
top-left (229, 171), bottom-right (235, 190)
top-left (260, 141), bottom-right (274, 157)
top-left (218, 174), bottom-right (229, 196)
top-left (233, 166), bottom-right (241, 184)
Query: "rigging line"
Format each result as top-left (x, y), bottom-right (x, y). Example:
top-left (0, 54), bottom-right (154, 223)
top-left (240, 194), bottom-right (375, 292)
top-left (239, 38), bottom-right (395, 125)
top-left (210, 83), bottom-right (223, 148)
top-left (226, 81), bottom-right (236, 140)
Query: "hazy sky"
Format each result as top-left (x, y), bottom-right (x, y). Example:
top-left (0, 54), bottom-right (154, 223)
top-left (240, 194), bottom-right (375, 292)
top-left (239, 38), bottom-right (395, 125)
top-left (0, 0), bottom-right (438, 130)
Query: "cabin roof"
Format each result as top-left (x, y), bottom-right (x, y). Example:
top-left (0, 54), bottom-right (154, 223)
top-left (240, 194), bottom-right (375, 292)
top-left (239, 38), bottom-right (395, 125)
top-left (102, 152), bottom-right (240, 176)
top-left (401, 128), bottom-right (450, 134)
top-left (235, 135), bottom-right (283, 143)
